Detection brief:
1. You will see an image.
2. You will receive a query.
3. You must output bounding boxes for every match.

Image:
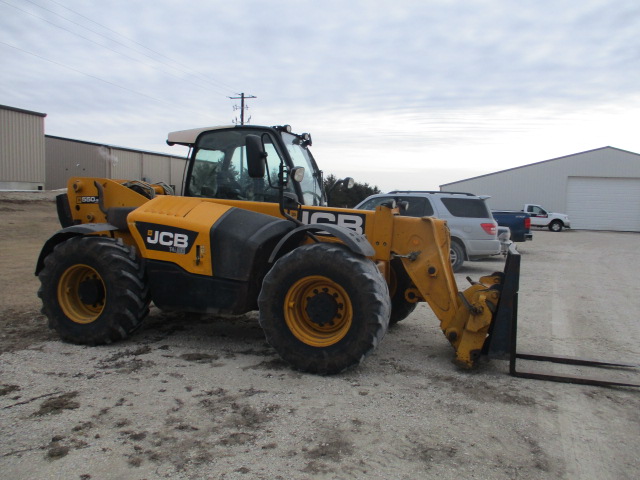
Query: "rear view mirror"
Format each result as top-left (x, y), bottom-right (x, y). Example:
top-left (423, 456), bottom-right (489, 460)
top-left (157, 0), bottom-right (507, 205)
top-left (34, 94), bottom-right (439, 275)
top-left (246, 135), bottom-right (267, 178)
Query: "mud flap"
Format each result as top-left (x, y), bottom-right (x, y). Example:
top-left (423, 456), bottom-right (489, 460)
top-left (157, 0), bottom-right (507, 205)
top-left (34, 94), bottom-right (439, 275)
top-left (484, 244), bottom-right (639, 388)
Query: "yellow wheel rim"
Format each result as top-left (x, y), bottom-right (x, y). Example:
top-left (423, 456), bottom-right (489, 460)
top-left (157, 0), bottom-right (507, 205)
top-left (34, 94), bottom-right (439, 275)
top-left (57, 264), bottom-right (106, 324)
top-left (284, 275), bottom-right (353, 347)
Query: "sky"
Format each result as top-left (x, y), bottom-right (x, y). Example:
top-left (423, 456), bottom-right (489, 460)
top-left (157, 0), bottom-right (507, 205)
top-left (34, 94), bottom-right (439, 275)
top-left (1, 0), bottom-right (639, 192)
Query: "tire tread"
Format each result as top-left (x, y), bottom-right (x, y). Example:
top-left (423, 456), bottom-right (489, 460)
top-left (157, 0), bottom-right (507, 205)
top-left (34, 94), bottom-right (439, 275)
top-left (38, 236), bottom-right (149, 345)
top-left (258, 243), bottom-right (390, 374)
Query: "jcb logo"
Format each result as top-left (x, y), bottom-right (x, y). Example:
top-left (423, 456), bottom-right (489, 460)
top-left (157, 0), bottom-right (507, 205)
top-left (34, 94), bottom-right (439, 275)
top-left (135, 222), bottom-right (197, 255)
top-left (146, 230), bottom-right (190, 249)
top-left (299, 210), bottom-right (366, 234)
top-left (76, 196), bottom-right (99, 204)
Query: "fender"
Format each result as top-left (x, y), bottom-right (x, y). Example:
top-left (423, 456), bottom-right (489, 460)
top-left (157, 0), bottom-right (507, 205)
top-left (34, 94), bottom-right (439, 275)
top-left (35, 223), bottom-right (118, 275)
top-left (268, 223), bottom-right (375, 263)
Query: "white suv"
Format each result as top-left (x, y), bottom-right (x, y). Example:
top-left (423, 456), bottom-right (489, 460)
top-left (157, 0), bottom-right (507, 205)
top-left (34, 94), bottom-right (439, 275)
top-left (355, 191), bottom-right (501, 271)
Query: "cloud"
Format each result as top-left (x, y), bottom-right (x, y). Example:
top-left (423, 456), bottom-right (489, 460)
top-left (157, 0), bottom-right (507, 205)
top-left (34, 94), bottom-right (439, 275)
top-left (1, 0), bottom-right (639, 191)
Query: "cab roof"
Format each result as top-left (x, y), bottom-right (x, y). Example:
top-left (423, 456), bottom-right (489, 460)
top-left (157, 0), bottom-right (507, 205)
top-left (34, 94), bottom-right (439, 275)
top-left (166, 125), bottom-right (234, 147)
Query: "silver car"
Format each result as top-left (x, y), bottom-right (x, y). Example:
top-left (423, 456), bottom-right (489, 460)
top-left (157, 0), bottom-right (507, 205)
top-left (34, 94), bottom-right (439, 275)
top-left (355, 191), bottom-right (501, 271)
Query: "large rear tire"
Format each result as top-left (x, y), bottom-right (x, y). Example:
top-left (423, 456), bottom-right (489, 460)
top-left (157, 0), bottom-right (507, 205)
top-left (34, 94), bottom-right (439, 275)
top-left (38, 236), bottom-right (150, 345)
top-left (258, 243), bottom-right (390, 374)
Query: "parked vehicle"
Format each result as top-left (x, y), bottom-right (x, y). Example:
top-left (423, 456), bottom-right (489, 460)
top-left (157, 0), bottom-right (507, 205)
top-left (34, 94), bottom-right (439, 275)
top-left (492, 210), bottom-right (532, 242)
top-left (523, 204), bottom-right (570, 232)
top-left (354, 191), bottom-right (501, 271)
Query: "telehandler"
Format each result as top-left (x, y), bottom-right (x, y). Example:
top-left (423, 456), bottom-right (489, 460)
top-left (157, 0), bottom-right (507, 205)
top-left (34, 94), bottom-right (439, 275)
top-left (36, 124), bottom-right (637, 386)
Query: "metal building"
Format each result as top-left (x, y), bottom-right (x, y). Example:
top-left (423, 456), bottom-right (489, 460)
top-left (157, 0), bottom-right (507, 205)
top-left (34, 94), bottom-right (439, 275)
top-left (441, 147), bottom-right (640, 232)
top-left (45, 136), bottom-right (187, 194)
top-left (0, 104), bottom-right (46, 190)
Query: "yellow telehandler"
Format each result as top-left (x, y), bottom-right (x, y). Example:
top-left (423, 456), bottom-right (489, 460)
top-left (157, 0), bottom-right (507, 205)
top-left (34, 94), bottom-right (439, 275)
top-left (35, 124), bottom-right (637, 386)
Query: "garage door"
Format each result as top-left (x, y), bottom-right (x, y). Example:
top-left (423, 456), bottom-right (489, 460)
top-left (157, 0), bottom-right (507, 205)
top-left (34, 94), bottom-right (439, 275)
top-left (566, 177), bottom-right (640, 231)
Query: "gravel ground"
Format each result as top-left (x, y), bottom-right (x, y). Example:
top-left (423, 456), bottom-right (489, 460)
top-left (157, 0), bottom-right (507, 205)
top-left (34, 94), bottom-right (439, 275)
top-left (0, 194), bottom-right (638, 480)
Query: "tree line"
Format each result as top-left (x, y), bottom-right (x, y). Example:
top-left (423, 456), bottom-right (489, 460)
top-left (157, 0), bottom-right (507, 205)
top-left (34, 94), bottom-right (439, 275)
top-left (323, 173), bottom-right (381, 208)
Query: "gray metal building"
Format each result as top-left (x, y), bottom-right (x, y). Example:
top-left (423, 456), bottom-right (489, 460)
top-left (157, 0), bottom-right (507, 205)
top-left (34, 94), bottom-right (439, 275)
top-left (45, 136), bottom-right (187, 194)
top-left (0, 105), bottom-right (47, 190)
top-left (1, 104), bottom-right (187, 193)
top-left (441, 147), bottom-right (640, 232)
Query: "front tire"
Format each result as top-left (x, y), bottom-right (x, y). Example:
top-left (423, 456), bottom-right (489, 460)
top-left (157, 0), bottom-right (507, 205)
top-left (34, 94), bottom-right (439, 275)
top-left (549, 220), bottom-right (563, 232)
top-left (258, 243), bottom-right (390, 374)
top-left (389, 259), bottom-right (417, 325)
top-left (38, 236), bottom-right (150, 345)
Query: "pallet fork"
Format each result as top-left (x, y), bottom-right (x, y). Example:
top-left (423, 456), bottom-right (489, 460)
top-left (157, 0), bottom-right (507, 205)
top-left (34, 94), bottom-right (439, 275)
top-left (484, 245), bottom-right (639, 388)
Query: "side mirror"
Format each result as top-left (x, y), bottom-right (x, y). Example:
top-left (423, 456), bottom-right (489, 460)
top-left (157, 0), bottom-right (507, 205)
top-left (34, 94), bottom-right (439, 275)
top-left (246, 135), bottom-right (267, 178)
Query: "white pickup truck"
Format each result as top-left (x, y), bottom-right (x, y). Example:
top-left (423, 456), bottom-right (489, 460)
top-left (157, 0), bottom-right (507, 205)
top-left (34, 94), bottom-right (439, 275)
top-left (523, 204), bottom-right (570, 232)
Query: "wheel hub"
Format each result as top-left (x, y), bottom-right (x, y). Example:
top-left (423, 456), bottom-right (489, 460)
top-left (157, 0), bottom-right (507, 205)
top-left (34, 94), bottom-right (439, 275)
top-left (78, 278), bottom-right (105, 305)
top-left (284, 275), bottom-right (353, 347)
top-left (58, 264), bottom-right (106, 324)
top-left (305, 291), bottom-right (339, 327)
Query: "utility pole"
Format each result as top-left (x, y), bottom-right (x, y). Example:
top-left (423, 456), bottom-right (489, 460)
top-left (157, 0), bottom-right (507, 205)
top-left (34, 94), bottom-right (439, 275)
top-left (229, 93), bottom-right (256, 125)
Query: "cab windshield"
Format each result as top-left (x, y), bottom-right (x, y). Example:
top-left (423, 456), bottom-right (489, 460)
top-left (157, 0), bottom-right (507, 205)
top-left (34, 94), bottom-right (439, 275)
top-left (281, 132), bottom-right (325, 206)
top-left (186, 127), bottom-right (325, 206)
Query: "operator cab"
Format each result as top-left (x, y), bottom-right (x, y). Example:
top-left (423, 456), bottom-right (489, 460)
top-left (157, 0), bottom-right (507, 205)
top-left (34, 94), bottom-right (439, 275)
top-left (168, 125), bottom-right (326, 206)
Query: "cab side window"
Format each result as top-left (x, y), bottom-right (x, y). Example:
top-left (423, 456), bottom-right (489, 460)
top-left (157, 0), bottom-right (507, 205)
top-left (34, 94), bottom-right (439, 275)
top-left (190, 150), bottom-right (224, 197)
top-left (227, 141), bottom-right (285, 202)
top-left (530, 206), bottom-right (545, 215)
top-left (188, 130), bottom-right (291, 202)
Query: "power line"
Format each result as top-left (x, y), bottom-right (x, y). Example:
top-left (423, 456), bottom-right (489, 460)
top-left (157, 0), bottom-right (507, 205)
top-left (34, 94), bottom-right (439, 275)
top-left (0, 40), bottom-right (218, 119)
top-left (2, 1), bottom-right (258, 121)
top-left (43, 0), bottom-right (239, 94)
top-left (2, 0), bottom-right (233, 98)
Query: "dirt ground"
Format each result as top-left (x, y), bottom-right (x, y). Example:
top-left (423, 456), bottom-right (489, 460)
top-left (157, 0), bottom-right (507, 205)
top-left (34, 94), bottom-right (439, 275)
top-left (1, 192), bottom-right (639, 480)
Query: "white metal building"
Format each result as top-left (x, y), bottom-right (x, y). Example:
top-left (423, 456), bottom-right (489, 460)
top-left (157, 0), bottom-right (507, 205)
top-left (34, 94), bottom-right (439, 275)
top-left (441, 147), bottom-right (640, 232)
top-left (0, 105), bottom-right (46, 190)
